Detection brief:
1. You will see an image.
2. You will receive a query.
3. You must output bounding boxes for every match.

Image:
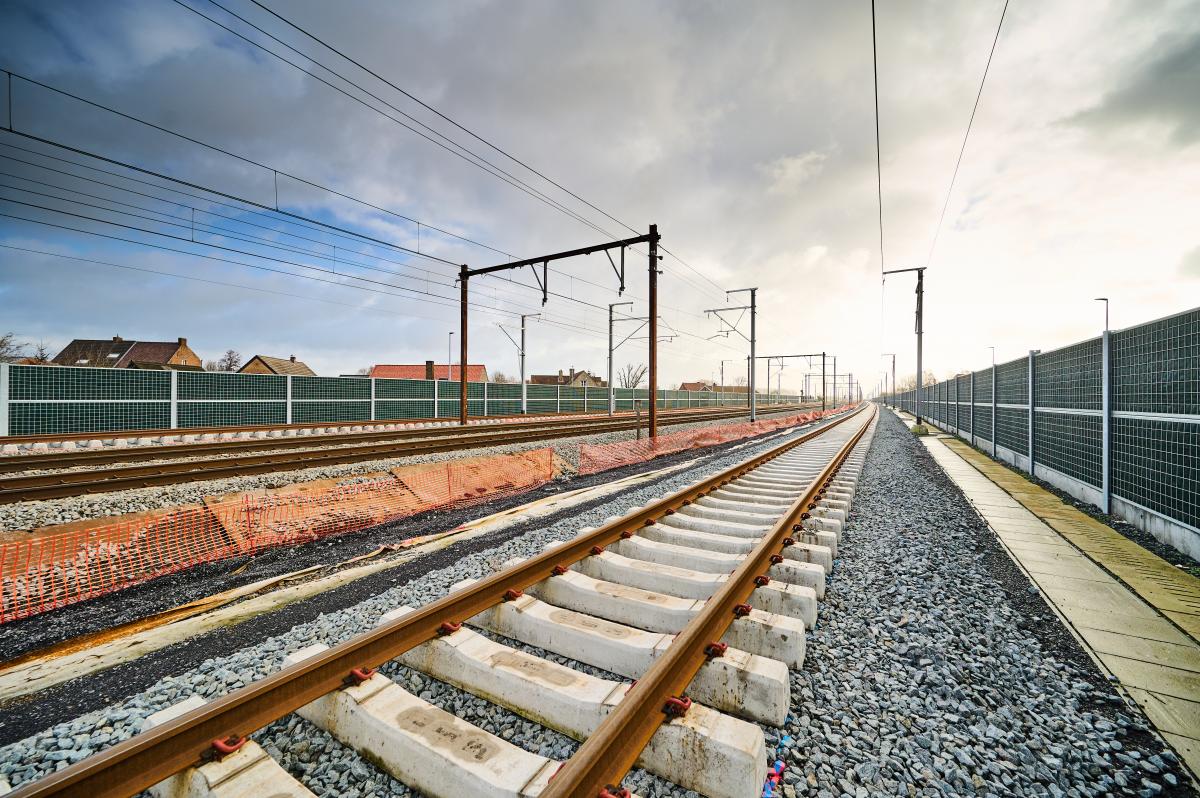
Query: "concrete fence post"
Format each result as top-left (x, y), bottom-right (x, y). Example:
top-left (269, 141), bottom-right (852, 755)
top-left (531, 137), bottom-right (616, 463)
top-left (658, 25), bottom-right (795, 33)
top-left (432, 378), bottom-right (439, 419)
top-left (1101, 330), bottom-right (1112, 514)
top-left (370, 378), bottom-right (376, 422)
top-left (556, 385), bottom-right (561, 414)
top-left (285, 374), bottom-right (293, 425)
top-left (970, 371), bottom-right (975, 447)
top-left (1027, 350), bottom-right (1036, 475)
top-left (992, 365), bottom-right (998, 458)
top-left (170, 370), bottom-right (179, 429)
top-left (1, 362), bottom-right (10, 437)
top-left (483, 381), bottom-right (488, 417)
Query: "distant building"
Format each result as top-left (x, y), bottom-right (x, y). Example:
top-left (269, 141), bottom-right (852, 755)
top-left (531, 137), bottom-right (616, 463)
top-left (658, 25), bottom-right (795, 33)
top-left (51, 336), bottom-right (202, 370)
top-left (239, 355), bottom-right (316, 377)
top-left (678, 381), bottom-right (749, 393)
top-left (370, 361), bottom-right (490, 382)
top-left (528, 368), bottom-right (606, 388)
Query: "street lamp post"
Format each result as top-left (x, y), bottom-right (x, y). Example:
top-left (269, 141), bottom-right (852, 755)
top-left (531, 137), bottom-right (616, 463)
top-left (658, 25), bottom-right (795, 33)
top-left (1095, 297), bottom-right (1109, 332)
top-left (882, 353), bottom-right (896, 408)
top-left (883, 267), bottom-right (926, 424)
top-left (447, 332), bottom-right (454, 380)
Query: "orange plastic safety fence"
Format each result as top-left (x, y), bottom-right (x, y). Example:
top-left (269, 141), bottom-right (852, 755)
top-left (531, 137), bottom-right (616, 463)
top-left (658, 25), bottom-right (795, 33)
top-left (0, 448), bottom-right (554, 623)
top-left (577, 406), bottom-right (854, 475)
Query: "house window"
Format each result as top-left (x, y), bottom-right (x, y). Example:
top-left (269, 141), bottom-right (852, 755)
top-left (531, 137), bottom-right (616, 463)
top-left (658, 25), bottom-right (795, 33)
top-left (76, 358), bottom-right (88, 364)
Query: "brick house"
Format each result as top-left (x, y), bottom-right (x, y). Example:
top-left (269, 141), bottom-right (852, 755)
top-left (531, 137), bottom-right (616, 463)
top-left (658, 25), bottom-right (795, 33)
top-left (51, 336), bottom-right (202, 370)
top-left (529, 368), bottom-right (606, 388)
top-left (239, 355), bottom-right (316, 377)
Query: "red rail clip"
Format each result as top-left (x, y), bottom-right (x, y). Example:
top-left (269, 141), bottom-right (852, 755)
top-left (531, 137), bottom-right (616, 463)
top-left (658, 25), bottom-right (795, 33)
top-left (599, 787), bottom-right (632, 798)
top-left (791, 523), bottom-right (803, 532)
top-left (552, 564), bottom-right (568, 576)
top-left (733, 603), bottom-right (753, 617)
top-left (208, 735), bottom-right (247, 761)
top-left (754, 575), bottom-right (771, 587)
top-left (664, 509), bottom-right (675, 515)
top-left (643, 519), bottom-right (656, 526)
top-left (438, 621), bottom-right (462, 635)
top-left (782, 537), bottom-right (795, 547)
top-left (770, 554), bottom-right (784, 564)
top-left (704, 641), bottom-right (729, 658)
top-left (681, 500), bottom-right (691, 506)
top-left (800, 512), bottom-right (812, 520)
top-left (503, 588), bottom-right (523, 601)
top-left (590, 545), bottom-right (605, 556)
top-left (344, 666), bottom-right (376, 686)
top-left (662, 695), bottom-right (692, 718)
top-left (807, 503), bottom-right (818, 510)
top-left (620, 529), bottom-right (634, 539)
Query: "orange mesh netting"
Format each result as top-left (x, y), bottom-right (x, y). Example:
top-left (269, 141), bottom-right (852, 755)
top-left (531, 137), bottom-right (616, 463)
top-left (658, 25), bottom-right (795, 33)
top-left (0, 448), bottom-right (554, 623)
top-left (577, 406), bottom-right (853, 475)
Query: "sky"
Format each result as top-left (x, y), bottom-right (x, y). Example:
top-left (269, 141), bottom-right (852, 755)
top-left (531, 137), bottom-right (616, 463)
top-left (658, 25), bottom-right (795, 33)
top-left (0, 0), bottom-right (1197, 395)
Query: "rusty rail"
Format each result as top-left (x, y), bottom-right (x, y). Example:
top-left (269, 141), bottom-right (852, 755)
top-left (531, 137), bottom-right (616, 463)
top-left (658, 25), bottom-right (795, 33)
top-left (6, 404), bottom-right (867, 798)
top-left (544, 402), bottom-right (876, 797)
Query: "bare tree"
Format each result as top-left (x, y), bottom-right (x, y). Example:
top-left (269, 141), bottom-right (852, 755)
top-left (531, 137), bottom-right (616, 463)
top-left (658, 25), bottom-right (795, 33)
top-left (203, 360), bottom-right (220, 372)
top-left (491, 371), bottom-right (517, 384)
top-left (216, 349), bottom-right (242, 371)
top-left (0, 332), bottom-right (27, 363)
top-left (355, 367), bottom-right (370, 376)
top-left (617, 362), bottom-right (648, 389)
top-left (734, 375), bottom-right (747, 387)
top-left (895, 371), bottom-right (937, 392)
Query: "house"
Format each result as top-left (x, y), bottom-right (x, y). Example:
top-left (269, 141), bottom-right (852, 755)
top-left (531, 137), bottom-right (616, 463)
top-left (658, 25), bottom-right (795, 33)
top-left (51, 336), bottom-right (202, 370)
top-left (679, 381), bottom-right (749, 393)
top-left (239, 355), bottom-right (316, 377)
top-left (370, 361), bottom-right (490, 382)
top-left (528, 368), bottom-right (606, 388)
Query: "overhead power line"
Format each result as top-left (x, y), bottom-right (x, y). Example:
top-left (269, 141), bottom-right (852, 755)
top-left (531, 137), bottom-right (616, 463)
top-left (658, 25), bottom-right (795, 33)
top-left (871, 0), bottom-right (885, 274)
top-left (230, 0), bottom-right (727, 297)
top-left (925, 0), bottom-right (1009, 267)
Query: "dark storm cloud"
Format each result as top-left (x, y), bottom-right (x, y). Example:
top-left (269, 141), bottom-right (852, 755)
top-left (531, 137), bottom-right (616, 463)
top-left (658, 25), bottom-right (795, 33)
top-left (1070, 27), bottom-right (1200, 147)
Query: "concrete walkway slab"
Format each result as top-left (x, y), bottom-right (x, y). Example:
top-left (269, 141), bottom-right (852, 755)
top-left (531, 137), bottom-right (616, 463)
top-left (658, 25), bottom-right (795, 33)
top-left (920, 431), bottom-right (1200, 781)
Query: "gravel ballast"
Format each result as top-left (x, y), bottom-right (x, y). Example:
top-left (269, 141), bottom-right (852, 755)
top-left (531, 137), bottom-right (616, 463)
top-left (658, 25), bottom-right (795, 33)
top-left (775, 409), bottom-right (1193, 797)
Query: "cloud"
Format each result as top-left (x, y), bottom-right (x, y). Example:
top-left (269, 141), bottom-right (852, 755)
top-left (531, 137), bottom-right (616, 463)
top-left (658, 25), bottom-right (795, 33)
top-left (761, 151), bottom-right (828, 195)
top-left (1181, 246), bottom-right (1200, 278)
top-left (1070, 28), bottom-right (1200, 147)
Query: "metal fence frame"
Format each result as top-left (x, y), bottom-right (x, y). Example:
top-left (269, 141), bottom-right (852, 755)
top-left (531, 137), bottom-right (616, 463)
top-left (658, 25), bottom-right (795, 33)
top-left (882, 305), bottom-right (1200, 559)
top-left (0, 363), bottom-right (803, 437)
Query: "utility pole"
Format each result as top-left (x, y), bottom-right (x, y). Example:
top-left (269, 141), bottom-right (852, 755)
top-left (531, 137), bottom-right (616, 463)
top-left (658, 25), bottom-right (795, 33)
top-left (608, 301), bottom-right (634, 415)
top-left (498, 313), bottom-right (541, 415)
top-left (882, 353), bottom-right (895, 407)
top-left (705, 287), bottom-right (758, 422)
top-left (831, 356), bottom-right (837, 406)
top-left (883, 267), bottom-right (926, 424)
top-left (821, 352), bottom-right (826, 412)
top-left (648, 224), bottom-right (660, 438)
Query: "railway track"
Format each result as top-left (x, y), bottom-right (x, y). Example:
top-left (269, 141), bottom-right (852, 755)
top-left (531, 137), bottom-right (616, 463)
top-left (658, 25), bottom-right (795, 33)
top-left (0, 405), bottom-right (809, 504)
top-left (4, 402), bottom-right (876, 798)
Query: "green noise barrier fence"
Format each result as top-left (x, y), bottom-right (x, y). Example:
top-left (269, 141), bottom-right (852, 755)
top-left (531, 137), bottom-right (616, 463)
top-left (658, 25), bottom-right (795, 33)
top-left (0, 366), bottom-right (803, 437)
top-left (881, 305), bottom-right (1199, 557)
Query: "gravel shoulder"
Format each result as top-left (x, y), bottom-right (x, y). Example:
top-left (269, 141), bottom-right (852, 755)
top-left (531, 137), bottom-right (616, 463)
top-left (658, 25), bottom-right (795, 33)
top-left (776, 409), bottom-right (1195, 797)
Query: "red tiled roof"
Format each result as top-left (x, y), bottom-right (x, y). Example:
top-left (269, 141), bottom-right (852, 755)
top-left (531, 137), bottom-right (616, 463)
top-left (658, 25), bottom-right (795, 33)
top-left (370, 364), bottom-right (489, 382)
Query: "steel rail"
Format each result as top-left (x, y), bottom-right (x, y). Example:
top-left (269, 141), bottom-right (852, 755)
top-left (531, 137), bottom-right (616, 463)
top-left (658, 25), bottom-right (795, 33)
top-left (5, 405), bottom-right (863, 798)
top-left (0, 405), bottom-right (812, 473)
top-left (543, 402), bottom-right (876, 797)
top-left (0, 406), bottom-right (812, 503)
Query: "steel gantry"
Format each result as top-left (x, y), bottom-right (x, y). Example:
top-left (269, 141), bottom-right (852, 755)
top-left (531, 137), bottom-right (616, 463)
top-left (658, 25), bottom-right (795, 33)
top-left (883, 266), bottom-right (926, 424)
top-left (458, 225), bottom-right (664, 436)
top-left (705, 288), bottom-right (757, 421)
